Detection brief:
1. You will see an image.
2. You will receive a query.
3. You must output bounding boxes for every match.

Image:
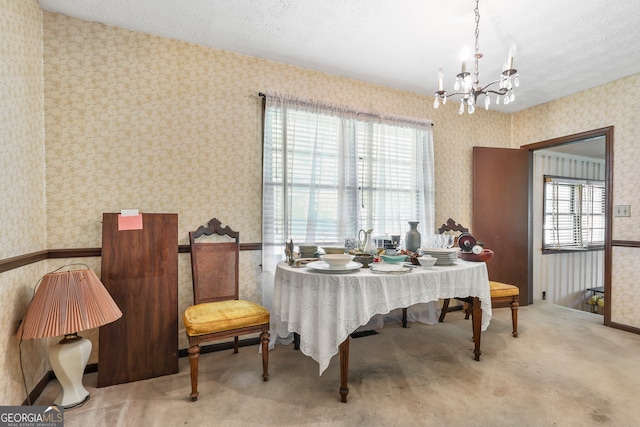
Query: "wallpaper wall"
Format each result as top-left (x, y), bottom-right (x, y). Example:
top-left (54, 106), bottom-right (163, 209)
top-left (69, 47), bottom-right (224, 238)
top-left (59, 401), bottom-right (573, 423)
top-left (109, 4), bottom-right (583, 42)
top-left (513, 73), bottom-right (640, 328)
top-left (0, 0), bottom-right (49, 407)
top-left (41, 13), bottom-right (512, 252)
top-left (41, 13), bottom-right (511, 353)
top-left (5, 0), bottom-right (638, 407)
top-left (0, 1), bottom-right (46, 259)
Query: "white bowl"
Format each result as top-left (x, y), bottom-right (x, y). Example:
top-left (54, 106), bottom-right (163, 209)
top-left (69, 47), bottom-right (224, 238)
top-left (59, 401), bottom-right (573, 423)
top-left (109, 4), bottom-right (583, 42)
top-left (322, 246), bottom-right (346, 254)
top-left (418, 256), bottom-right (437, 268)
top-left (320, 254), bottom-right (355, 269)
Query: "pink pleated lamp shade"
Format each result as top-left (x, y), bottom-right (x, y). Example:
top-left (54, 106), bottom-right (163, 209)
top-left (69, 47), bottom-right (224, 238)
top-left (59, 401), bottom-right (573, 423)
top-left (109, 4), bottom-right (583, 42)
top-left (19, 270), bottom-right (122, 339)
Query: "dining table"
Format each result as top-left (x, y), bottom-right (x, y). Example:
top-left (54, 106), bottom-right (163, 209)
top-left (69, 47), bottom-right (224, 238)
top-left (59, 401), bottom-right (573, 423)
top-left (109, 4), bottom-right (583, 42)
top-left (272, 258), bottom-right (492, 403)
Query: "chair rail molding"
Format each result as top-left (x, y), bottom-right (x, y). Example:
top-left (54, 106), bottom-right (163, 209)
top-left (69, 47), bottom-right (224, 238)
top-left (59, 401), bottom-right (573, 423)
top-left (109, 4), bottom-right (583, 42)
top-left (0, 243), bottom-right (263, 274)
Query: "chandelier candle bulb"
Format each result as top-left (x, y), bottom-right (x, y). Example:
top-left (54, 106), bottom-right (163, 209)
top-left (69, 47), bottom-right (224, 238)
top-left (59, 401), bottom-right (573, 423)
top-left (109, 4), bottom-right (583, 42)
top-left (508, 44), bottom-right (517, 69)
top-left (438, 67), bottom-right (443, 91)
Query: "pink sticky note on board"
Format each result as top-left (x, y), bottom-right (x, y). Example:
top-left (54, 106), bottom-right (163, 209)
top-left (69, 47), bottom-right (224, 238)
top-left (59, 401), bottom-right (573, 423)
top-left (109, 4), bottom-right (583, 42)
top-left (118, 214), bottom-right (143, 230)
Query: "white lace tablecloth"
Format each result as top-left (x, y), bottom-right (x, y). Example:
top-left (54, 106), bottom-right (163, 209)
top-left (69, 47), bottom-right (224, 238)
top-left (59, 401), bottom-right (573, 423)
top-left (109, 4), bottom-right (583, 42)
top-left (273, 260), bottom-right (491, 375)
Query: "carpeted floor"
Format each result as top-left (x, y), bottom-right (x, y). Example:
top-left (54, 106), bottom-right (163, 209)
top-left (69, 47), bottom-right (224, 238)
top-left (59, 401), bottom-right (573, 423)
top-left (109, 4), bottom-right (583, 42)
top-left (35, 301), bottom-right (640, 426)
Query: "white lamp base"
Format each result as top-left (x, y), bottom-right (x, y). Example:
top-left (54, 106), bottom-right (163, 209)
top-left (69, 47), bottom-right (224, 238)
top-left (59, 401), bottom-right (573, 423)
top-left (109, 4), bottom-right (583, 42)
top-left (49, 334), bottom-right (91, 408)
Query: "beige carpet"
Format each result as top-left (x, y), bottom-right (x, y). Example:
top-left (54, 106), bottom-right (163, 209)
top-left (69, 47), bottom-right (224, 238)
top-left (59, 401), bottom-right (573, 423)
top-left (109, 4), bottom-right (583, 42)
top-left (35, 301), bottom-right (640, 426)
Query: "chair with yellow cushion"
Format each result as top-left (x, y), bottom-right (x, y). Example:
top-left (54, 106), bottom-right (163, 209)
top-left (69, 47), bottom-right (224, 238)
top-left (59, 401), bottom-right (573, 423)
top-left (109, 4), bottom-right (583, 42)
top-left (183, 218), bottom-right (270, 401)
top-left (462, 281), bottom-right (519, 338)
top-left (437, 218), bottom-right (519, 338)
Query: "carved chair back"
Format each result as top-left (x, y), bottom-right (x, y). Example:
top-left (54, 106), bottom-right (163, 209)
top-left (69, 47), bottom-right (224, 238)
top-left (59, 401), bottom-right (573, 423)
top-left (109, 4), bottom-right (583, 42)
top-left (437, 218), bottom-right (469, 246)
top-left (189, 218), bottom-right (240, 305)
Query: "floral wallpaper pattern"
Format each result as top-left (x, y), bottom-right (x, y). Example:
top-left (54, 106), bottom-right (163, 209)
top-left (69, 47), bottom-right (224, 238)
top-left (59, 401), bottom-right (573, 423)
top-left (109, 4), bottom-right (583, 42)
top-left (1, 0), bottom-right (46, 260)
top-left (611, 247), bottom-right (639, 326)
top-left (41, 12), bottom-right (512, 353)
top-left (0, 0), bottom-right (47, 406)
top-left (42, 13), bottom-right (512, 252)
top-left (3, 0), bottom-right (639, 407)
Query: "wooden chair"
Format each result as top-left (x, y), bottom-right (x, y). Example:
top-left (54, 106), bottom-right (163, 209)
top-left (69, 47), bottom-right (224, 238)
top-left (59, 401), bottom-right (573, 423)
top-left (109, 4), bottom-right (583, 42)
top-left (400, 218), bottom-right (471, 328)
top-left (437, 218), bottom-right (519, 338)
top-left (183, 218), bottom-right (270, 401)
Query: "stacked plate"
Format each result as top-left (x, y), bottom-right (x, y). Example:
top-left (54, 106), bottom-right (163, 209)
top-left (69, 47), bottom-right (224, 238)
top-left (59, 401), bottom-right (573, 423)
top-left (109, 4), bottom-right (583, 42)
top-left (306, 260), bottom-right (362, 274)
top-left (419, 248), bottom-right (458, 266)
top-left (298, 245), bottom-right (318, 258)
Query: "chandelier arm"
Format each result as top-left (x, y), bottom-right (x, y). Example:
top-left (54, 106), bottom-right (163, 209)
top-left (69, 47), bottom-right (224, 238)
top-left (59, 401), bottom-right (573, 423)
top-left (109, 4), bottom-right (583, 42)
top-left (484, 89), bottom-right (510, 96)
top-left (479, 81), bottom-right (500, 91)
top-left (476, 79), bottom-right (509, 95)
top-left (436, 90), bottom-right (473, 99)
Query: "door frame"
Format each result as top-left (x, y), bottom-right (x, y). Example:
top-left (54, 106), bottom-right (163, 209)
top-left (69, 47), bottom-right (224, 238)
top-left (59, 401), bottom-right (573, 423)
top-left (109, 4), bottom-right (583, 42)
top-left (522, 126), bottom-right (613, 325)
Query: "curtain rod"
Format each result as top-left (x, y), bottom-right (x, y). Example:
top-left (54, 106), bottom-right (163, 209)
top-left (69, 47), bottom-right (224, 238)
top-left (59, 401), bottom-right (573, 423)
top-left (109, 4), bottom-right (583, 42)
top-left (258, 92), bottom-right (433, 127)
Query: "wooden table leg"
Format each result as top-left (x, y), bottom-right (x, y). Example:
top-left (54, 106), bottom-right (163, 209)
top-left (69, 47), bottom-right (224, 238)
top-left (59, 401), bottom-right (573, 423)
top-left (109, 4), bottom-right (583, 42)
top-left (339, 337), bottom-right (350, 403)
top-left (293, 332), bottom-right (300, 350)
top-left (471, 296), bottom-right (482, 361)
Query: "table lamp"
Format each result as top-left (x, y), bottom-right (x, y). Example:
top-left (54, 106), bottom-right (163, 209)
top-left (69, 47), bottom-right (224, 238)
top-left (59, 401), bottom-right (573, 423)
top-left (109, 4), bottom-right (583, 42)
top-left (18, 269), bottom-right (122, 408)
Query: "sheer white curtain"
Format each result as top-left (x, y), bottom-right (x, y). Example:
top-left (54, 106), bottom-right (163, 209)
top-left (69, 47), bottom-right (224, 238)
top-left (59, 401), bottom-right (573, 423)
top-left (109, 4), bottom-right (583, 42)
top-left (261, 94), bottom-right (359, 316)
top-left (356, 115), bottom-right (435, 244)
top-left (261, 93), bottom-right (436, 334)
top-left (354, 115), bottom-right (436, 328)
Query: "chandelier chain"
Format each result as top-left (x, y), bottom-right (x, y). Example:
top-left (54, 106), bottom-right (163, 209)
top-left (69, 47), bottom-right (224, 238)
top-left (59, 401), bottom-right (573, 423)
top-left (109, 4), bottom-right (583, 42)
top-left (474, 0), bottom-right (480, 88)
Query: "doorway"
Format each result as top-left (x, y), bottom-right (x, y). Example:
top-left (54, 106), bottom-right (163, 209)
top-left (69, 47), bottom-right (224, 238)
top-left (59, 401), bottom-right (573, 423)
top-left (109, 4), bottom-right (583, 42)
top-left (523, 127), bottom-right (613, 325)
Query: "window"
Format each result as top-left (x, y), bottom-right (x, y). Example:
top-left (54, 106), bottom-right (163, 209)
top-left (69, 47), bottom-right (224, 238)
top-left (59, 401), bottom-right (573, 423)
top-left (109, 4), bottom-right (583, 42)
top-left (262, 105), bottom-right (359, 249)
top-left (356, 120), bottom-right (433, 242)
top-left (261, 94), bottom-right (434, 270)
top-left (543, 175), bottom-right (605, 250)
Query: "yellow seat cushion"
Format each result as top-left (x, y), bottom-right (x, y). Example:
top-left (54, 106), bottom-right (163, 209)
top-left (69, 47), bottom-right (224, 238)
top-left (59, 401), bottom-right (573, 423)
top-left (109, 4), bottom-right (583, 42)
top-left (184, 300), bottom-right (270, 336)
top-left (489, 281), bottom-right (520, 298)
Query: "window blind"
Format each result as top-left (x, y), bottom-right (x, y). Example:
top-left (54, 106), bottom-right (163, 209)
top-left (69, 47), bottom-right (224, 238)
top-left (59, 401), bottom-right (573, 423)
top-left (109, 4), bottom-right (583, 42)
top-left (543, 175), bottom-right (605, 250)
top-left (262, 94), bottom-right (434, 262)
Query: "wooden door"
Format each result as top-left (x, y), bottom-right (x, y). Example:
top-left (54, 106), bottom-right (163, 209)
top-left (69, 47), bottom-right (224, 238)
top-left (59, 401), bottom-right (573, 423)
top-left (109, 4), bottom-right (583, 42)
top-left (98, 213), bottom-right (179, 387)
top-left (472, 147), bottom-right (530, 305)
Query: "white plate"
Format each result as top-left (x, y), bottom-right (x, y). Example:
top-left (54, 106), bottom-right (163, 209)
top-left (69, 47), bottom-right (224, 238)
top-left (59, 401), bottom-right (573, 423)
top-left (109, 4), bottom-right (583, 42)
top-left (370, 265), bottom-right (412, 274)
top-left (420, 249), bottom-right (458, 265)
top-left (370, 263), bottom-right (405, 272)
top-left (306, 261), bottom-right (362, 273)
top-left (420, 248), bottom-right (458, 254)
top-left (292, 258), bottom-right (320, 267)
top-left (370, 263), bottom-right (412, 273)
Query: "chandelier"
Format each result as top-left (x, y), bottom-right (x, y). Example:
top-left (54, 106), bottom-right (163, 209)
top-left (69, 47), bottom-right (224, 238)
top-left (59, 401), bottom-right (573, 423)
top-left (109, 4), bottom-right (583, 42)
top-left (433, 0), bottom-right (519, 114)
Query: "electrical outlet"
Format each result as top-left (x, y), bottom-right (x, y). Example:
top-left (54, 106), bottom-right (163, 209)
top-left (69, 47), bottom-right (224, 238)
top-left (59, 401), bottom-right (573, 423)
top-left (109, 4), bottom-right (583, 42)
top-left (614, 205), bottom-right (631, 217)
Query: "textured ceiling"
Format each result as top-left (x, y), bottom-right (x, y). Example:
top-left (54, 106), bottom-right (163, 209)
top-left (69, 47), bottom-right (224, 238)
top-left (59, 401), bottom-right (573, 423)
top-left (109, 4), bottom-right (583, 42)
top-left (37, 0), bottom-right (640, 114)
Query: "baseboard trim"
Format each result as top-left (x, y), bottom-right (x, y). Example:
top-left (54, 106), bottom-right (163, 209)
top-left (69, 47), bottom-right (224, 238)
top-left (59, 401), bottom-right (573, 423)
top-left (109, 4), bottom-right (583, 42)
top-left (23, 339), bottom-right (259, 405)
top-left (610, 321), bottom-right (640, 335)
top-left (21, 371), bottom-right (53, 406)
